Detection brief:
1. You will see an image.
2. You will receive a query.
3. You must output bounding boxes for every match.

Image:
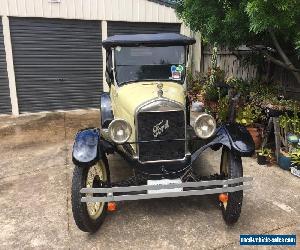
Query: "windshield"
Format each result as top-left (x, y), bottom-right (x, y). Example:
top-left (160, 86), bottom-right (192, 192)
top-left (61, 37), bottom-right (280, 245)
top-left (114, 46), bottom-right (186, 85)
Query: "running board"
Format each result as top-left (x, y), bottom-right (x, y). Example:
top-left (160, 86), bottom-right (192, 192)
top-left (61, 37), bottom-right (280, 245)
top-left (80, 177), bottom-right (253, 203)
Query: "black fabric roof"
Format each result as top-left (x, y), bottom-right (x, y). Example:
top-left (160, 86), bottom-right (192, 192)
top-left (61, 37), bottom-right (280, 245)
top-left (147, 0), bottom-right (177, 8)
top-left (102, 33), bottom-right (196, 49)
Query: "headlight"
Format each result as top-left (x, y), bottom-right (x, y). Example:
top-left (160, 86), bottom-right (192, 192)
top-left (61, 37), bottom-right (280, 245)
top-left (194, 113), bottom-right (216, 139)
top-left (108, 119), bottom-right (132, 144)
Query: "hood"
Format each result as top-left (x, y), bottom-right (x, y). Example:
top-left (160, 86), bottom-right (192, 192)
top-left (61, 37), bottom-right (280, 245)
top-left (114, 82), bottom-right (185, 116)
top-left (110, 81), bottom-right (186, 151)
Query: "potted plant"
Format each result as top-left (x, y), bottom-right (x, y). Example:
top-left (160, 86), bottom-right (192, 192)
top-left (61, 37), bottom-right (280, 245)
top-left (236, 104), bottom-right (263, 149)
top-left (256, 147), bottom-right (272, 165)
top-left (289, 149), bottom-right (300, 177)
top-left (278, 148), bottom-right (292, 170)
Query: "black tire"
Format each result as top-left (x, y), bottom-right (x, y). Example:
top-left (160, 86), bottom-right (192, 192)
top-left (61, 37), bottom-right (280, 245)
top-left (220, 147), bottom-right (243, 225)
top-left (71, 157), bottom-right (110, 233)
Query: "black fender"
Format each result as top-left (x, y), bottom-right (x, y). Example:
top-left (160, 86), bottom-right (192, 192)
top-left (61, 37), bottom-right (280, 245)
top-left (72, 128), bottom-right (101, 167)
top-left (72, 128), bottom-right (115, 167)
top-left (100, 93), bottom-right (114, 128)
top-left (191, 123), bottom-right (255, 162)
top-left (213, 123), bottom-right (255, 156)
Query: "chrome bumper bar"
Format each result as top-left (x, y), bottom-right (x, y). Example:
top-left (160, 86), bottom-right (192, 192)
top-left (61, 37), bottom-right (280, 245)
top-left (80, 177), bottom-right (253, 203)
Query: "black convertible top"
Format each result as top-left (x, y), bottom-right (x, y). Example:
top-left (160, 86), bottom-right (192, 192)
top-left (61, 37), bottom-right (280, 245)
top-left (102, 33), bottom-right (196, 49)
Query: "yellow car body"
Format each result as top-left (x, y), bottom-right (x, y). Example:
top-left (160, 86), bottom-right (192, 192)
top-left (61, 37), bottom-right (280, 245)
top-left (110, 81), bottom-right (186, 152)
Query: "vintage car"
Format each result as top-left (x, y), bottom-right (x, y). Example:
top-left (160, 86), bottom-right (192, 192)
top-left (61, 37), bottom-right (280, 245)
top-left (71, 33), bottom-right (255, 233)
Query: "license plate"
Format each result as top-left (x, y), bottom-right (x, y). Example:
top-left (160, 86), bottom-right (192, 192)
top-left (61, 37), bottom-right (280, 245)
top-left (147, 179), bottom-right (183, 194)
top-left (291, 167), bottom-right (300, 178)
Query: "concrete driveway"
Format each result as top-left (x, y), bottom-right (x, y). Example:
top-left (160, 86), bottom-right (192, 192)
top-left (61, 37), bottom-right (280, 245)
top-left (0, 110), bottom-right (299, 250)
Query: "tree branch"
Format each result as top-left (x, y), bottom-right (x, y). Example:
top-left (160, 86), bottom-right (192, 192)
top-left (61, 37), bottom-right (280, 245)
top-left (269, 30), bottom-right (300, 84)
top-left (248, 45), bottom-right (300, 72)
top-left (263, 52), bottom-right (300, 72)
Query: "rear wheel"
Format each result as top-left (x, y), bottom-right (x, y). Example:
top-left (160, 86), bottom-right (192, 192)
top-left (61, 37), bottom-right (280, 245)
top-left (71, 158), bottom-right (109, 232)
top-left (220, 147), bottom-right (243, 225)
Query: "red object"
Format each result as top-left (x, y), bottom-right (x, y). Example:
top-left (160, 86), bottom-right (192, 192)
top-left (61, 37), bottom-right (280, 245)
top-left (219, 193), bottom-right (228, 203)
top-left (107, 202), bottom-right (117, 212)
top-left (246, 127), bottom-right (262, 149)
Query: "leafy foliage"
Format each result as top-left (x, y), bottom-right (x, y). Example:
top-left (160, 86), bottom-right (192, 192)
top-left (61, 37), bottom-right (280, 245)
top-left (289, 149), bottom-right (300, 166)
top-left (236, 104), bottom-right (262, 126)
top-left (257, 147), bottom-right (272, 157)
top-left (187, 67), bottom-right (226, 102)
top-left (176, 0), bottom-right (300, 53)
top-left (226, 77), bottom-right (251, 97)
top-left (176, 0), bottom-right (300, 80)
top-left (279, 111), bottom-right (300, 136)
top-left (217, 96), bottom-right (229, 123)
top-left (177, 0), bottom-right (249, 47)
top-left (186, 70), bottom-right (206, 101)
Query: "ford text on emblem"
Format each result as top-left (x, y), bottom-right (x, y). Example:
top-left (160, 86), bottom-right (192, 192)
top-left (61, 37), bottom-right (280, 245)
top-left (153, 120), bottom-right (169, 138)
top-left (157, 83), bottom-right (164, 97)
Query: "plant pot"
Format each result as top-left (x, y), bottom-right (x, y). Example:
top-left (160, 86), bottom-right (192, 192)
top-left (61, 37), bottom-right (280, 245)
top-left (278, 153), bottom-right (291, 171)
top-left (247, 127), bottom-right (262, 149)
top-left (257, 153), bottom-right (268, 165)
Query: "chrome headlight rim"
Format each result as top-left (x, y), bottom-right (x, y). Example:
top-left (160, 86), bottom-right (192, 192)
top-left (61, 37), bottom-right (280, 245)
top-left (193, 113), bottom-right (217, 139)
top-left (108, 118), bottom-right (132, 144)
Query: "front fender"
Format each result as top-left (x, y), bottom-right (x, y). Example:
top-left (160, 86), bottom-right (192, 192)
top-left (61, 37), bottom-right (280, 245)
top-left (219, 123), bottom-right (255, 156)
top-left (191, 123), bottom-right (254, 162)
top-left (72, 128), bottom-right (101, 167)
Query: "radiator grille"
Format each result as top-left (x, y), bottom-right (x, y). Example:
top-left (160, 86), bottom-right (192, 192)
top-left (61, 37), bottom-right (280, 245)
top-left (137, 110), bottom-right (185, 162)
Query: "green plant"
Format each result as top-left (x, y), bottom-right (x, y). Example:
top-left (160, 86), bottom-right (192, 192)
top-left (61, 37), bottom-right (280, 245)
top-left (236, 104), bottom-right (262, 126)
top-left (279, 110), bottom-right (300, 136)
top-left (238, 79), bottom-right (300, 112)
top-left (201, 46), bottom-right (226, 102)
top-left (202, 84), bottom-right (220, 102)
top-left (289, 149), bottom-right (300, 166)
top-left (245, 80), bottom-right (282, 109)
top-left (209, 44), bottom-right (218, 85)
top-left (261, 97), bottom-right (300, 111)
top-left (257, 147), bottom-right (272, 157)
top-left (217, 96), bottom-right (229, 123)
top-left (187, 42), bottom-right (227, 103)
top-left (186, 70), bottom-right (206, 102)
top-left (279, 114), bottom-right (289, 129)
top-left (203, 67), bottom-right (227, 102)
top-left (226, 77), bottom-right (251, 98)
top-left (207, 67), bottom-right (226, 85)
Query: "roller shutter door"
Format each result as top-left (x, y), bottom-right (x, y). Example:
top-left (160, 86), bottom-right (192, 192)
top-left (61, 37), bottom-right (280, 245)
top-left (10, 18), bottom-right (103, 113)
top-left (0, 19), bottom-right (12, 114)
top-left (107, 21), bottom-right (181, 36)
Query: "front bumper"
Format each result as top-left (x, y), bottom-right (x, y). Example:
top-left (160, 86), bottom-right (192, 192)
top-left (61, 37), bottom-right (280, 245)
top-left (80, 177), bottom-right (252, 202)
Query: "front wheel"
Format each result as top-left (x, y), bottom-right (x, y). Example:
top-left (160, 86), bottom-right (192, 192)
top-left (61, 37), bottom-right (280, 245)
top-left (71, 158), bottom-right (109, 233)
top-left (220, 147), bottom-right (243, 225)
